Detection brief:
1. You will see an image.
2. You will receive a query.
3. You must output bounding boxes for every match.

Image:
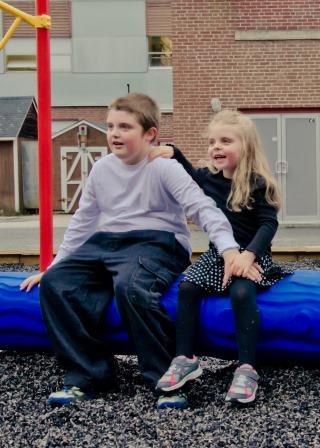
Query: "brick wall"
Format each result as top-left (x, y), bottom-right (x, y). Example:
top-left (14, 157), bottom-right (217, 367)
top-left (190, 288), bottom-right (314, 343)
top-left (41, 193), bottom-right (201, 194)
top-left (159, 113), bottom-right (173, 142)
top-left (172, 0), bottom-right (320, 162)
top-left (52, 106), bottom-right (108, 123)
top-left (235, 0), bottom-right (320, 30)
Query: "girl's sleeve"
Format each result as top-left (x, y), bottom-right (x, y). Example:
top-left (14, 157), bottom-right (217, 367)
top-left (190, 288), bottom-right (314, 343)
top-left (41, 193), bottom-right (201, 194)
top-left (161, 159), bottom-right (239, 255)
top-left (171, 146), bottom-right (205, 187)
top-left (52, 169), bottom-right (100, 265)
top-left (245, 186), bottom-right (279, 259)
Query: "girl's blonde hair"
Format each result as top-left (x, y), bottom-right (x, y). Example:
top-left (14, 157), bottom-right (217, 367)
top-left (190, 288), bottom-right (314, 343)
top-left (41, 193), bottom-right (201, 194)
top-left (207, 110), bottom-right (281, 211)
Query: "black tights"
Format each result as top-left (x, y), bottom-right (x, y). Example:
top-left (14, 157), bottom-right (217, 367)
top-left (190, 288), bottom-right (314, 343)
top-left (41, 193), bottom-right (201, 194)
top-left (176, 279), bottom-right (260, 367)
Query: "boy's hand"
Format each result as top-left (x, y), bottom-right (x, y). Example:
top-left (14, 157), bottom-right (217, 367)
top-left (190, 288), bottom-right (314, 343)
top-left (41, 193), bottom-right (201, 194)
top-left (222, 249), bottom-right (264, 287)
top-left (148, 145), bottom-right (174, 162)
top-left (20, 272), bottom-right (44, 292)
top-left (231, 250), bottom-right (256, 275)
top-left (230, 251), bottom-right (263, 282)
top-left (222, 248), bottom-right (240, 287)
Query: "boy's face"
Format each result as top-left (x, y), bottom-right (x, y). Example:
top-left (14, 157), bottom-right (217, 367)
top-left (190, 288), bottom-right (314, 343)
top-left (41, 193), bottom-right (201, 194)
top-left (106, 109), bottom-right (157, 165)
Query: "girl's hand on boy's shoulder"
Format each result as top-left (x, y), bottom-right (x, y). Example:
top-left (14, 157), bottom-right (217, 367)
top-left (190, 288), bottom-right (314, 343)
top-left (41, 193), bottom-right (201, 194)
top-left (20, 272), bottom-right (44, 292)
top-left (148, 145), bottom-right (174, 162)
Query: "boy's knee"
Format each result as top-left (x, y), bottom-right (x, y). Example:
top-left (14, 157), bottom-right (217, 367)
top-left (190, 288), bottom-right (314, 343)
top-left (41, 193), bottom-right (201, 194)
top-left (39, 266), bottom-right (64, 306)
top-left (40, 266), bottom-right (57, 290)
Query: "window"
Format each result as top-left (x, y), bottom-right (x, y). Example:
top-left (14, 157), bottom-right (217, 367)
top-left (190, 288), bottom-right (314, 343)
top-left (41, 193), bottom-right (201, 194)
top-left (148, 36), bottom-right (172, 67)
top-left (6, 55), bottom-right (36, 71)
top-left (146, 1), bottom-right (172, 67)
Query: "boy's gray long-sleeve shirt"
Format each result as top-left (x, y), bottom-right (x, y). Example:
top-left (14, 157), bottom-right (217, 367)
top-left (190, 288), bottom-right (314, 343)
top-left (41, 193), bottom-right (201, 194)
top-left (53, 154), bottom-right (239, 264)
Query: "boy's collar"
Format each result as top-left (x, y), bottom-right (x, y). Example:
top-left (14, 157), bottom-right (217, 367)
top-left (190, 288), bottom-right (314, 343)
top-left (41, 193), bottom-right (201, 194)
top-left (112, 153), bottom-right (148, 168)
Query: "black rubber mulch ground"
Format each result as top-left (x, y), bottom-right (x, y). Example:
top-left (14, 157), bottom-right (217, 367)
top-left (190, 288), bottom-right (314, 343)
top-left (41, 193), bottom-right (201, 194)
top-left (1, 260), bottom-right (320, 447)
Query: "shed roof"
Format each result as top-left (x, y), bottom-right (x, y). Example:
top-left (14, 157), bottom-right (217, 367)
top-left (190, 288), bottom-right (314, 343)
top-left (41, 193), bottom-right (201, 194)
top-left (52, 119), bottom-right (107, 139)
top-left (0, 96), bottom-right (37, 138)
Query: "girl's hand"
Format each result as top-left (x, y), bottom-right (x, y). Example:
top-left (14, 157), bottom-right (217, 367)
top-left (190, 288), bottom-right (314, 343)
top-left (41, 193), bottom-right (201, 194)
top-left (243, 264), bottom-right (263, 282)
top-left (148, 145), bottom-right (174, 162)
top-left (20, 272), bottom-right (44, 292)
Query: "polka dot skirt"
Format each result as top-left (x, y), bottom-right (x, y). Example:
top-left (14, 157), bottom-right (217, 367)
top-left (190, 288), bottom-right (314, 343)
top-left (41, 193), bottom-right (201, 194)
top-left (184, 245), bottom-right (293, 294)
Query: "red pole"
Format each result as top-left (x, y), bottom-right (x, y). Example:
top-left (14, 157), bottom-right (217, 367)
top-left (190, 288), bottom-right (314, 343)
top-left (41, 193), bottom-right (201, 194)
top-left (36, 0), bottom-right (53, 270)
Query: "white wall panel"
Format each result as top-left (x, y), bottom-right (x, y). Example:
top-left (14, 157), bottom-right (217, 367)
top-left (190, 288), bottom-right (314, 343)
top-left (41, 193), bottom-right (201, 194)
top-left (72, 0), bottom-right (147, 72)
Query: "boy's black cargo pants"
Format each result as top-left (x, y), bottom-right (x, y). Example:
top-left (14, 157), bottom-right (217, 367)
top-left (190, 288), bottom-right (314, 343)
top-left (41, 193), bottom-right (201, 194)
top-left (40, 230), bottom-right (190, 392)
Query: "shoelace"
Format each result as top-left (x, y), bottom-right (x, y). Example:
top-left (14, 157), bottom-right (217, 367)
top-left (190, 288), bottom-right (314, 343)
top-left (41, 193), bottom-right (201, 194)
top-left (62, 386), bottom-right (73, 393)
top-left (167, 364), bottom-right (182, 375)
top-left (234, 375), bottom-right (248, 387)
top-left (63, 386), bottom-right (82, 396)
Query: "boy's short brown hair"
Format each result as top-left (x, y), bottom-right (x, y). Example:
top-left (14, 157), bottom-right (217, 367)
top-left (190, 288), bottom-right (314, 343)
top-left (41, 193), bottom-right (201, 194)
top-left (108, 93), bottom-right (160, 133)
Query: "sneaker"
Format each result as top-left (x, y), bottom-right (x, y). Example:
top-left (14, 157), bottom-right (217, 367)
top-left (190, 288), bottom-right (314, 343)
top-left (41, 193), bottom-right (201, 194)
top-left (156, 355), bottom-right (203, 392)
top-left (225, 364), bottom-right (259, 404)
top-left (47, 386), bottom-right (93, 406)
top-left (157, 391), bottom-right (188, 410)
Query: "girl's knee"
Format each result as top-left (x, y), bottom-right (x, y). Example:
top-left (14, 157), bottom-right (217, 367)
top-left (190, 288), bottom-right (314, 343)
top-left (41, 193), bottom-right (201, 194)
top-left (231, 287), bottom-right (248, 303)
top-left (179, 281), bottom-right (202, 294)
top-left (230, 281), bottom-right (256, 306)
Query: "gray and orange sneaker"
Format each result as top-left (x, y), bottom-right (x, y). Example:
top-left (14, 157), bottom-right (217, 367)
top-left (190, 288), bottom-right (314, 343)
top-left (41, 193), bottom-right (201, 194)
top-left (225, 364), bottom-right (259, 404)
top-left (156, 355), bottom-right (203, 392)
top-left (47, 386), bottom-right (93, 406)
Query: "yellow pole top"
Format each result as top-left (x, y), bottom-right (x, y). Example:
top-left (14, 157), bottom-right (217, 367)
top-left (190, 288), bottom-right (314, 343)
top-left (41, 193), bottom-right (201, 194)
top-left (0, 0), bottom-right (51, 50)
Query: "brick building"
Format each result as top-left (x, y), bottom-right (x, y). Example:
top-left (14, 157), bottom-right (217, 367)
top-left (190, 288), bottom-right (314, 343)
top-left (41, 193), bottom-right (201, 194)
top-left (172, 0), bottom-right (320, 154)
top-left (1, 1), bottom-right (320, 222)
top-left (172, 0), bottom-right (320, 223)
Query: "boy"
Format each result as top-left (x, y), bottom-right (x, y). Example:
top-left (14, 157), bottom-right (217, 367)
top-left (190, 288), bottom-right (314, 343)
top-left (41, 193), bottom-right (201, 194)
top-left (21, 93), bottom-right (239, 409)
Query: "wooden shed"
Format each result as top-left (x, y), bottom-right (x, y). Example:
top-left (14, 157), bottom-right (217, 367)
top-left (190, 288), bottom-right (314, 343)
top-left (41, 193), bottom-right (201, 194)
top-left (0, 96), bottom-right (37, 214)
top-left (52, 120), bottom-right (108, 212)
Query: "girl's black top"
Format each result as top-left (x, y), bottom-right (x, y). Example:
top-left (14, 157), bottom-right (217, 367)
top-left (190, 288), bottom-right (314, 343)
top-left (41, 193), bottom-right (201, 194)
top-left (172, 146), bottom-right (278, 258)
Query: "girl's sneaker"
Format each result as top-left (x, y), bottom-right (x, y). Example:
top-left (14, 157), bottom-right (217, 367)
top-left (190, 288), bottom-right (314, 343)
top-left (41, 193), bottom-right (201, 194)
top-left (157, 391), bottom-right (188, 409)
top-left (48, 386), bottom-right (93, 406)
top-left (225, 364), bottom-right (259, 404)
top-left (156, 355), bottom-right (203, 392)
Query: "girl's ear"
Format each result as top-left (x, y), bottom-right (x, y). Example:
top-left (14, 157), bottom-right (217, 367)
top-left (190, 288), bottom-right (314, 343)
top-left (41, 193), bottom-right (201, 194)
top-left (145, 127), bottom-right (158, 143)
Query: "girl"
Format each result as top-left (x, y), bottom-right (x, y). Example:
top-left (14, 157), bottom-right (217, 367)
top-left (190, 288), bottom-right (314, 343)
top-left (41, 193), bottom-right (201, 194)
top-left (151, 110), bottom-right (292, 404)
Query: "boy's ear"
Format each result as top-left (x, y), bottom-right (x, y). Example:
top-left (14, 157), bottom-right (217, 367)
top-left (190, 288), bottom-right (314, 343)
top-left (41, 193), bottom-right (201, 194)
top-left (145, 127), bottom-right (158, 143)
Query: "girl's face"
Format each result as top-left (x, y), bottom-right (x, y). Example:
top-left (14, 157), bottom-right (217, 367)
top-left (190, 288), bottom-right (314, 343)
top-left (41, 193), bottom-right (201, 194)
top-left (207, 124), bottom-right (242, 178)
top-left (107, 109), bottom-right (156, 165)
